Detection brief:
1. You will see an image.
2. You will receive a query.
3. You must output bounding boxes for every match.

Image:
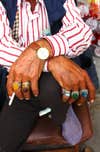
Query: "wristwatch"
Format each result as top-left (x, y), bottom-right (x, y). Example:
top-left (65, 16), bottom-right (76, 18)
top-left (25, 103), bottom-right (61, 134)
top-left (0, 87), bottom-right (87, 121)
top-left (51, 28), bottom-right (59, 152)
top-left (37, 47), bottom-right (49, 60)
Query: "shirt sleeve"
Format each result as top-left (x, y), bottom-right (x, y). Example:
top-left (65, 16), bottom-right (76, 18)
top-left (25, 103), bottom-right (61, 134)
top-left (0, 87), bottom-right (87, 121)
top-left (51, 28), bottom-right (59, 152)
top-left (0, 2), bottom-right (24, 70)
top-left (44, 0), bottom-right (93, 58)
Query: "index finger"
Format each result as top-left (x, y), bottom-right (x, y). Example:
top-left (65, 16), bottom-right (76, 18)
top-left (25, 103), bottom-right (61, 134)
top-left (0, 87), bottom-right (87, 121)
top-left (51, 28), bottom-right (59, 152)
top-left (6, 66), bottom-right (15, 96)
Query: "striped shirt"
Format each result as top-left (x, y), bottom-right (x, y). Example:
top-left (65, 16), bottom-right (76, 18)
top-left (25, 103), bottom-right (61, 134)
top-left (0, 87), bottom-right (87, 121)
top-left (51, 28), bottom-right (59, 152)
top-left (0, 0), bottom-right (93, 71)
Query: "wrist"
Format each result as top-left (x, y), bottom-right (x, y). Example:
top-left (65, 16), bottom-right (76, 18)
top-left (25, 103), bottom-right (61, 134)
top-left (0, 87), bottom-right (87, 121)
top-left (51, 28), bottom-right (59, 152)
top-left (47, 58), bottom-right (52, 71)
top-left (28, 42), bottom-right (48, 60)
top-left (28, 40), bottom-right (53, 60)
top-left (28, 42), bottom-right (40, 52)
top-left (36, 39), bottom-right (54, 58)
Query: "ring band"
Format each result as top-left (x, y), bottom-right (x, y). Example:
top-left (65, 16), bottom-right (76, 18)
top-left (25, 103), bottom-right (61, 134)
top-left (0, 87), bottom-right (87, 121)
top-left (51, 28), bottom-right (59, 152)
top-left (71, 91), bottom-right (79, 100)
top-left (80, 89), bottom-right (88, 98)
top-left (13, 81), bottom-right (21, 91)
top-left (22, 81), bottom-right (30, 92)
top-left (62, 89), bottom-right (70, 97)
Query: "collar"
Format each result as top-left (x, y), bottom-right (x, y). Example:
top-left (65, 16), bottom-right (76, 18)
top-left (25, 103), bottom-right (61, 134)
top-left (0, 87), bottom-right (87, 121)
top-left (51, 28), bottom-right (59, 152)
top-left (2, 0), bottom-right (66, 28)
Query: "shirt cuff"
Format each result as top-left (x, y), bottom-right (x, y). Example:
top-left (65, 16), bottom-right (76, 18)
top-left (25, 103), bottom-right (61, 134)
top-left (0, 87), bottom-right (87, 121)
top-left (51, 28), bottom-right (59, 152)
top-left (44, 34), bottom-right (70, 56)
top-left (43, 60), bottom-right (48, 72)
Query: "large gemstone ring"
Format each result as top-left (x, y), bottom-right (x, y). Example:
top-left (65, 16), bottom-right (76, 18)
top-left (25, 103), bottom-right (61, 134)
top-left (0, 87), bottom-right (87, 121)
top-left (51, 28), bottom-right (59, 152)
top-left (71, 91), bottom-right (79, 100)
top-left (80, 89), bottom-right (88, 98)
top-left (13, 81), bottom-right (21, 91)
top-left (22, 81), bottom-right (30, 92)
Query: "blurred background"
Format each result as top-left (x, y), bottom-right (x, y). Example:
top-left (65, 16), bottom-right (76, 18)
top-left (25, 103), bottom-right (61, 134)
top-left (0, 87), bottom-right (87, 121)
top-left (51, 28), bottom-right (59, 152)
top-left (77, 0), bottom-right (100, 151)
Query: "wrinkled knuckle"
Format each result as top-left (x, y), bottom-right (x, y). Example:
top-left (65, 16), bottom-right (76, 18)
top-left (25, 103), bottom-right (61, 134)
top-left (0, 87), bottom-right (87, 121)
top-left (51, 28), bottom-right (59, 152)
top-left (22, 73), bottom-right (29, 79)
top-left (30, 74), bottom-right (38, 81)
top-left (65, 83), bottom-right (71, 89)
top-left (28, 74), bottom-right (32, 80)
top-left (73, 79), bottom-right (79, 85)
top-left (14, 68), bottom-right (21, 75)
top-left (14, 68), bottom-right (19, 74)
top-left (15, 66), bottom-right (22, 74)
top-left (79, 77), bottom-right (84, 84)
top-left (73, 82), bottom-right (77, 87)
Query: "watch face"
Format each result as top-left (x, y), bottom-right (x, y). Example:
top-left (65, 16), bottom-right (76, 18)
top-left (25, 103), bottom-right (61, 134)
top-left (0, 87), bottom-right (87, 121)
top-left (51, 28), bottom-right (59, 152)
top-left (37, 48), bottom-right (49, 60)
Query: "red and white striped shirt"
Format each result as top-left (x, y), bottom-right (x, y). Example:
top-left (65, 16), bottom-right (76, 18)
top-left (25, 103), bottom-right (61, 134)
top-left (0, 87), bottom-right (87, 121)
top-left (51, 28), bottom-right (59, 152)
top-left (0, 0), bottom-right (93, 71)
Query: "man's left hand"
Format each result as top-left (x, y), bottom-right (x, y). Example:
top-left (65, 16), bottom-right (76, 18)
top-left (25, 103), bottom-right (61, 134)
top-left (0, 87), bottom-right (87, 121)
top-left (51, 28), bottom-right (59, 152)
top-left (48, 56), bottom-right (95, 105)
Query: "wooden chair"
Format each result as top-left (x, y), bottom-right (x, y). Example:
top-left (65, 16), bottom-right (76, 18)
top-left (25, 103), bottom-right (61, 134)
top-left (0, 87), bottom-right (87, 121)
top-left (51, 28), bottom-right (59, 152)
top-left (22, 102), bottom-right (93, 152)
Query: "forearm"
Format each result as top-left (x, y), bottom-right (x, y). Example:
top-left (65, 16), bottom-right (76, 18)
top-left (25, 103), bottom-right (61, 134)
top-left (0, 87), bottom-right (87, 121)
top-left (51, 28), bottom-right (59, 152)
top-left (43, 0), bottom-right (93, 58)
top-left (0, 37), bottom-right (25, 70)
top-left (44, 23), bottom-right (92, 58)
top-left (0, 3), bottom-right (25, 70)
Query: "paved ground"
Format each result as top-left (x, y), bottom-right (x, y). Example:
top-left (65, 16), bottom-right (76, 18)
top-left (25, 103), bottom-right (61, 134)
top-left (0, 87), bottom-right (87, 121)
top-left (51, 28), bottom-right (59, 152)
top-left (85, 57), bottom-right (100, 152)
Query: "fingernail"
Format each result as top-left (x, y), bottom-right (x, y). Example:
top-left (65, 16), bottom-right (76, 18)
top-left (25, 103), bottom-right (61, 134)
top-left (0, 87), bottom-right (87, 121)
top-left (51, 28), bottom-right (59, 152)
top-left (77, 103), bottom-right (83, 106)
top-left (90, 99), bottom-right (94, 103)
top-left (34, 91), bottom-right (38, 97)
top-left (34, 94), bottom-right (38, 97)
top-left (20, 98), bottom-right (24, 100)
top-left (25, 98), bottom-right (30, 100)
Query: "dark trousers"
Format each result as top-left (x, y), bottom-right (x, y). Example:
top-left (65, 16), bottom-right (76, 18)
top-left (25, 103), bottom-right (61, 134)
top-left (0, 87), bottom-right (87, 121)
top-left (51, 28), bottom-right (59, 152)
top-left (0, 72), bottom-right (68, 152)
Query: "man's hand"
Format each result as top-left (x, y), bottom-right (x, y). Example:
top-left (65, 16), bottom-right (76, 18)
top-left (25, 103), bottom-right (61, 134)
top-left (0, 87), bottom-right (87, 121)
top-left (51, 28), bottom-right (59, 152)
top-left (7, 42), bottom-right (45, 100)
top-left (48, 56), bottom-right (96, 105)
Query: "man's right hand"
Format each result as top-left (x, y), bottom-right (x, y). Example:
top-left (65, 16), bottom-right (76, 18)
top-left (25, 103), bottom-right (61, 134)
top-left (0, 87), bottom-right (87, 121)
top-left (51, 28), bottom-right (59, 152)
top-left (48, 56), bottom-right (95, 105)
top-left (7, 42), bottom-right (45, 100)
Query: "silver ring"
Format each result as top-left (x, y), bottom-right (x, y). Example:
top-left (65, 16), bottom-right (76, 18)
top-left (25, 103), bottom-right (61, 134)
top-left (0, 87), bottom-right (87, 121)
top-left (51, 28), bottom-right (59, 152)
top-left (62, 89), bottom-right (70, 97)
top-left (80, 89), bottom-right (88, 98)
top-left (71, 91), bottom-right (79, 100)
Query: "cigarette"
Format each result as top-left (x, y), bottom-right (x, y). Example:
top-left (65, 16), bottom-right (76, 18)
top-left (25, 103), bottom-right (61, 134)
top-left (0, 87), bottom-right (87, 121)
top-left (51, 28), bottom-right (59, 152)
top-left (8, 92), bottom-right (15, 106)
top-left (39, 107), bottom-right (51, 117)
